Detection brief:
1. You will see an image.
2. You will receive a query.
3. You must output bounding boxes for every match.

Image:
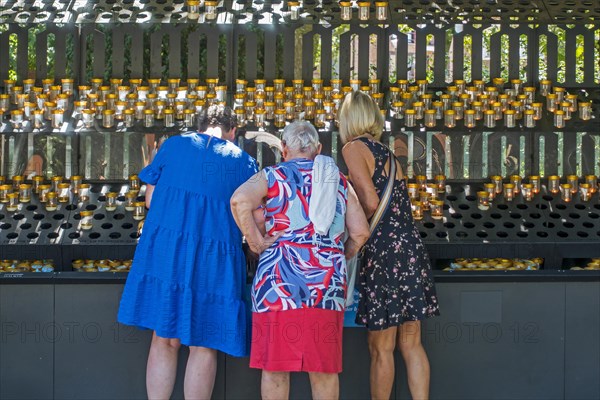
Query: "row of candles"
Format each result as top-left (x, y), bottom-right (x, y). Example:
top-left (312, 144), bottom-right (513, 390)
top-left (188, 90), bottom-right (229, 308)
top-left (72, 259), bottom-right (132, 272)
top-left (0, 174), bottom-right (146, 226)
top-left (0, 260), bottom-right (55, 273)
top-left (388, 78), bottom-right (593, 129)
top-left (0, 76), bottom-right (594, 131)
top-left (184, 1), bottom-right (392, 21)
top-left (406, 174), bottom-right (446, 221)
top-left (477, 174), bottom-right (600, 210)
top-left (405, 173), bottom-right (600, 220)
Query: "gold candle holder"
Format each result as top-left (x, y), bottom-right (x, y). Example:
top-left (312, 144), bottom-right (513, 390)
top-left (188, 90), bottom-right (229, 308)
top-left (579, 102), bottom-right (591, 120)
top-left (444, 109), bottom-right (456, 128)
top-left (430, 199), bottom-right (444, 220)
top-left (504, 109), bottom-right (516, 128)
top-left (0, 184), bottom-right (12, 203)
top-left (579, 183), bottom-right (591, 201)
top-left (426, 183), bottom-right (438, 200)
top-left (554, 87), bottom-right (565, 103)
top-left (546, 93), bottom-right (557, 112)
top-left (274, 109), bottom-right (286, 128)
top-left (560, 183), bottom-right (572, 202)
top-left (585, 175), bottom-right (597, 193)
top-left (539, 79), bottom-right (552, 96)
top-left (45, 192), bottom-right (58, 211)
top-left (78, 183), bottom-right (91, 202)
top-left (70, 176), bottom-right (82, 193)
top-left (503, 183), bottom-right (515, 201)
top-left (51, 176), bottom-right (63, 192)
top-left (80, 210), bottom-right (94, 230)
top-left (435, 175), bottom-right (446, 193)
top-left (105, 192), bottom-right (118, 211)
top-left (32, 176), bottom-right (45, 194)
top-left (6, 192), bottom-right (19, 212)
top-left (12, 175), bottom-right (24, 191)
top-left (490, 175), bottom-right (502, 194)
top-left (509, 175), bottom-right (522, 194)
top-left (524, 109), bottom-right (535, 128)
top-left (404, 109), bottom-right (416, 127)
top-left (452, 101), bottom-right (464, 120)
top-left (419, 191), bottom-right (430, 211)
top-left (411, 200), bottom-right (423, 221)
top-left (143, 109), bottom-right (155, 128)
top-left (57, 183), bottom-right (71, 203)
top-left (566, 175), bottom-right (578, 194)
top-left (205, 1), bottom-right (218, 19)
top-left (415, 175), bottom-right (427, 191)
top-left (407, 183), bottom-right (419, 200)
top-left (133, 200), bottom-right (147, 221)
top-left (392, 101), bottom-right (404, 119)
top-left (531, 102), bottom-right (543, 120)
top-left (548, 175), bottom-right (560, 194)
top-left (464, 109), bottom-right (476, 128)
top-left (424, 109), bottom-right (436, 128)
top-left (484, 183), bottom-right (496, 201)
top-left (560, 101), bottom-right (572, 120)
top-left (477, 191), bottom-right (490, 210)
top-left (339, 1), bottom-right (352, 20)
top-left (484, 110), bottom-right (496, 128)
top-left (529, 175), bottom-right (541, 194)
top-left (18, 184), bottom-right (32, 203)
top-left (125, 191), bottom-right (138, 211)
top-left (521, 183), bottom-right (533, 201)
top-left (38, 185), bottom-right (51, 203)
top-left (566, 94), bottom-right (578, 112)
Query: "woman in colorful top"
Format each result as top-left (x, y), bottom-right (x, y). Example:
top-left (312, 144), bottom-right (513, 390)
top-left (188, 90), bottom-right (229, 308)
top-left (339, 91), bottom-right (440, 400)
top-left (231, 121), bottom-right (370, 400)
top-left (118, 105), bottom-right (261, 399)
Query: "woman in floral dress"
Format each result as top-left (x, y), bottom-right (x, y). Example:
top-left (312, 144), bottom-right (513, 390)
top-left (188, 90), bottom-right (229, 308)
top-left (339, 91), bottom-right (440, 400)
top-left (231, 121), bottom-right (369, 400)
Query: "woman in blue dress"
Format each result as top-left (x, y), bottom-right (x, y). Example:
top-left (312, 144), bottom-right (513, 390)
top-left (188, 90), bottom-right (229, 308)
top-left (118, 105), bottom-right (266, 399)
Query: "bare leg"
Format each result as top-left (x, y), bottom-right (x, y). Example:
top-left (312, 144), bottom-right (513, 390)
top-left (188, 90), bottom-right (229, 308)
top-left (397, 321), bottom-right (430, 400)
top-left (368, 327), bottom-right (398, 400)
top-left (146, 332), bottom-right (181, 400)
top-left (309, 372), bottom-right (339, 400)
top-left (183, 346), bottom-right (218, 400)
top-left (262, 371), bottom-right (290, 400)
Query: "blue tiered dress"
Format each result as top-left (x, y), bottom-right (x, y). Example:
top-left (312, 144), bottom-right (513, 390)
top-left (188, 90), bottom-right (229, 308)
top-left (118, 132), bottom-right (258, 357)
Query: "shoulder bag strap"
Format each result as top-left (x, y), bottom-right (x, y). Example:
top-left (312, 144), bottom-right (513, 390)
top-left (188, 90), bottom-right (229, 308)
top-left (368, 149), bottom-right (396, 235)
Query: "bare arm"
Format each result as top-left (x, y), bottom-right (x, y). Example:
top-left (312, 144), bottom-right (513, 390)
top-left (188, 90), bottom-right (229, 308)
top-left (231, 172), bottom-right (281, 254)
top-left (344, 183), bottom-right (371, 260)
top-left (145, 184), bottom-right (155, 209)
top-left (342, 141), bottom-right (380, 219)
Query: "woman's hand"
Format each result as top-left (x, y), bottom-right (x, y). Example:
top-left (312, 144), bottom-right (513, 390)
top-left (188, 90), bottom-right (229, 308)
top-left (247, 231), bottom-right (284, 254)
top-left (231, 171), bottom-right (273, 253)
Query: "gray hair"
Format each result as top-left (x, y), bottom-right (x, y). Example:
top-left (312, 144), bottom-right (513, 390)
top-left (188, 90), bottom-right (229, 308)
top-left (282, 121), bottom-right (320, 155)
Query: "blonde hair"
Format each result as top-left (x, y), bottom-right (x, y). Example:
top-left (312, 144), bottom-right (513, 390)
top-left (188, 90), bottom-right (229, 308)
top-left (337, 90), bottom-right (384, 144)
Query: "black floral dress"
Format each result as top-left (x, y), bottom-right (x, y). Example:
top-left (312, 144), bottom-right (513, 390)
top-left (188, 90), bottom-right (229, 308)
top-left (355, 137), bottom-right (440, 330)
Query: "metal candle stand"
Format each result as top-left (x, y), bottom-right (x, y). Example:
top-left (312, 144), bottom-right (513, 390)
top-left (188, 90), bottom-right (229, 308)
top-left (59, 183), bottom-right (145, 269)
top-left (418, 182), bottom-right (600, 269)
top-left (0, 183), bottom-right (144, 271)
top-left (0, 192), bottom-right (64, 267)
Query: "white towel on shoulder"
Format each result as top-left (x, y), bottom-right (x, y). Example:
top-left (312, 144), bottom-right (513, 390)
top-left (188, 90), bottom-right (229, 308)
top-left (309, 155), bottom-right (340, 235)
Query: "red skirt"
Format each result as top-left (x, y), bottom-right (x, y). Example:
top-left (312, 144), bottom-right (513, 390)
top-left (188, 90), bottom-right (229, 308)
top-left (250, 308), bottom-right (344, 373)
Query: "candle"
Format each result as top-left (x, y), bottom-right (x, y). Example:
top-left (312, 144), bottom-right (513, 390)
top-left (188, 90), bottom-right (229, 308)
top-left (430, 199), bottom-right (444, 220)
top-left (477, 191), bottom-right (490, 210)
top-left (548, 175), bottom-right (560, 194)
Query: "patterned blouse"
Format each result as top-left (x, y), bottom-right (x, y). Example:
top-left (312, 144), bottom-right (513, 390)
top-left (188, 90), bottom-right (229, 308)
top-left (252, 158), bottom-right (349, 313)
